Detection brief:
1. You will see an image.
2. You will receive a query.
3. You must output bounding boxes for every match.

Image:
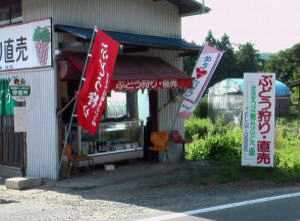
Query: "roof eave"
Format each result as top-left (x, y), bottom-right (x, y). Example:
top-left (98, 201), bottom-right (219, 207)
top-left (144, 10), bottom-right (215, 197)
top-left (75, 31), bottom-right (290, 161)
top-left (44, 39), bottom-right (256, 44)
top-left (180, 7), bottom-right (211, 17)
top-left (54, 24), bottom-right (201, 52)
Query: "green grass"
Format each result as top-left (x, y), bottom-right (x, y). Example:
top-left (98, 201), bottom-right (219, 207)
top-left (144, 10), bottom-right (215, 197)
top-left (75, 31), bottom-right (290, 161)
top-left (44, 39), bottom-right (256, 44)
top-left (185, 117), bottom-right (300, 184)
top-left (186, 161), bottom-right (300, 185)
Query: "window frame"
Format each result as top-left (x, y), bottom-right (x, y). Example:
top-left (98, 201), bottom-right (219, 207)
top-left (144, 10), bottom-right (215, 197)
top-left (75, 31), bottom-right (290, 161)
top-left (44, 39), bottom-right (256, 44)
top-left (0, 0), bottom-right (23, 26)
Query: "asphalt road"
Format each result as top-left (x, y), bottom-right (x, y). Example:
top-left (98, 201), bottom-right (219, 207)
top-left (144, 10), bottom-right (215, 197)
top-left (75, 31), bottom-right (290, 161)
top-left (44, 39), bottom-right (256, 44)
top-left (3, 163), bottom-right (300, 221)
top-left (167, 196), bottom-right (300, 221)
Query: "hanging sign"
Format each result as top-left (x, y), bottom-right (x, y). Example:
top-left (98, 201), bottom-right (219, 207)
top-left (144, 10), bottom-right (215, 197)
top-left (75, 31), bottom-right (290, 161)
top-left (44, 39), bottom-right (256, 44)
top-left (179, 43), bottom-right (223, 118)
top-left (113, 79), bottom-right (192, 91)
top-left (76, 30), bottom-right (120, 134)
top-left (0, 18), bottom-right (52, 71)
top-left (9, 76), bottom-right (31, 102)
top-left (242, 73), bottom-right (276, 167)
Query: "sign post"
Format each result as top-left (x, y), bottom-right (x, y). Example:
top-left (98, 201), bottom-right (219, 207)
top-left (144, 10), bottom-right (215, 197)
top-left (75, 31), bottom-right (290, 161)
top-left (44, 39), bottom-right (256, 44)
top-left (242, 73), bottom-right (276, 167)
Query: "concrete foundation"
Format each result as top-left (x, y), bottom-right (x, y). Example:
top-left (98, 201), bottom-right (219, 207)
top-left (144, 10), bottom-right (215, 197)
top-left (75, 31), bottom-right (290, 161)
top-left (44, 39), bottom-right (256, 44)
top-left (5, 177), bottom-right (42, 190)
top-left (0, 165), bottom-right (22, 178)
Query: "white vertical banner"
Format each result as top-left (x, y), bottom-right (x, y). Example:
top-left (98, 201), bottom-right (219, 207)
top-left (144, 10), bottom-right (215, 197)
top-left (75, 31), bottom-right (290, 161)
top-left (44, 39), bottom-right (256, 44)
top-left (179, 43), bottom-right (223, 118)
top-left (242, 73), bottom-right (276, 167)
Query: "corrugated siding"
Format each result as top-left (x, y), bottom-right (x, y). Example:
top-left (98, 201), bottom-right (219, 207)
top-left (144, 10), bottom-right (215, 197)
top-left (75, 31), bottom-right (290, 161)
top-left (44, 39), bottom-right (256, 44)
top-left (23, 0), bottom-right (181, 38)
top-left (146, 49), bottom-right (183, 132)
top-left (21, 0), bottom-right (184, 163)
top-left (0, 68), bottom-right (58, 180)
top-left (22, 0), bottom-right (184, 129)
top-left (149, 49), bottom-right (184, 161)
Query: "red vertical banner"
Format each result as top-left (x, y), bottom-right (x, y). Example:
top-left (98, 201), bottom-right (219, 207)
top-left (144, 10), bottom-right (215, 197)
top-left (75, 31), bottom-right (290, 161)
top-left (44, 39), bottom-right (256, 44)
top-left (76, 30), bottom-right (120, 134)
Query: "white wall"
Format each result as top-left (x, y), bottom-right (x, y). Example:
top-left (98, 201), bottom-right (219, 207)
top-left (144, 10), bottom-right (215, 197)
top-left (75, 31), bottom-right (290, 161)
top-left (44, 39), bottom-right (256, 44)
top-left (0, 68), bottom-right (59, 180)
top-left (23, 0), bottom-right (181, 38)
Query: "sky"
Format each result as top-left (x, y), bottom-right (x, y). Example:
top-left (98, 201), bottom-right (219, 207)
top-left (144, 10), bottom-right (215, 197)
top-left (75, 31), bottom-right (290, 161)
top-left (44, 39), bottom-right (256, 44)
top-left (182, 0), bottom-right (300, 53)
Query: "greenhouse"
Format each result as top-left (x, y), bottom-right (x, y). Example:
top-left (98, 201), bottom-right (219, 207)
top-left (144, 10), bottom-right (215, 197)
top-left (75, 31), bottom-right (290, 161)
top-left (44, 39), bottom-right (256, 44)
top-left (208, 78), bottom-right (290, 124)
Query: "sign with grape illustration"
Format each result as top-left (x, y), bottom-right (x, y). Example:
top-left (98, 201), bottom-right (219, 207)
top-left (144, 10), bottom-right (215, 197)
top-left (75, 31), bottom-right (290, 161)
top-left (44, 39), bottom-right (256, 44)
top-left (0, 18), bottom-right (52, 71)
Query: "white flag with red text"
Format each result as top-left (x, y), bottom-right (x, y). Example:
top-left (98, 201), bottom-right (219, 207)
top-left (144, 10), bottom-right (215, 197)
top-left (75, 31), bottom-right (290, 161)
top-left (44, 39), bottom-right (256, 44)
top-left (179, 43), bottom-right (223, 118)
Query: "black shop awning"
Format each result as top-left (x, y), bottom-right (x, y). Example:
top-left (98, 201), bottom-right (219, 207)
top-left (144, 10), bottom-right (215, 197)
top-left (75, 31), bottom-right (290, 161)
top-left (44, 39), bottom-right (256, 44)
top-left (54, 24), bottom-right (200, 52)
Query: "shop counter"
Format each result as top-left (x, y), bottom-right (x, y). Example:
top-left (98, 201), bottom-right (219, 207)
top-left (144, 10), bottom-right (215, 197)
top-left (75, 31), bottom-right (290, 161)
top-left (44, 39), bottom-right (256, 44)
top-left (78, 119), bottom-right (144, 166)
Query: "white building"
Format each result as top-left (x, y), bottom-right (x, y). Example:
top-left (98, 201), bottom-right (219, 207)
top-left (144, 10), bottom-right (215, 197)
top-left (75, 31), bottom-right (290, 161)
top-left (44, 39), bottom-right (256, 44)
top-left (0, 0), bottom-right (208, 180)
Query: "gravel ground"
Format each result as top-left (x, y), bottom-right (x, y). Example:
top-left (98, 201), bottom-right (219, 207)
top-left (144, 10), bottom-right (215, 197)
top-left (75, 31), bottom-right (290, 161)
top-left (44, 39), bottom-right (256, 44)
top-left (1, 162), bottom-right (300, 221)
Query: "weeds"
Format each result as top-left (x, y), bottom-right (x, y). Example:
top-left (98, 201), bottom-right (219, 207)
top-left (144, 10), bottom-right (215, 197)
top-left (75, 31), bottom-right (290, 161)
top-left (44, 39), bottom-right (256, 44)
top-left (185, 117), bottom-right (300, 184)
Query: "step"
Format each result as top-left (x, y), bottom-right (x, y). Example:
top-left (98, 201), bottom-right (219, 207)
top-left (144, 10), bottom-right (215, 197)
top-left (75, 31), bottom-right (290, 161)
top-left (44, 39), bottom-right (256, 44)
top-left (5, 177), bottom-right (42, 190)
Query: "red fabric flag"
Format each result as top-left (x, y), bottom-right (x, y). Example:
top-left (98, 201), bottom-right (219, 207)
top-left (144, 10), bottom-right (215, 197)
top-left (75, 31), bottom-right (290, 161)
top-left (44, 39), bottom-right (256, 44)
top-left (76, 30), bottom-right (119, 134)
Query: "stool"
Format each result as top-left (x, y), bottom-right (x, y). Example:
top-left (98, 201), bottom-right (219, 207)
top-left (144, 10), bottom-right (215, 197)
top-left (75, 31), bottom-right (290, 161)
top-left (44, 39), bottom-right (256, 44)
top-left (65, 144), bottom-right (95, 177)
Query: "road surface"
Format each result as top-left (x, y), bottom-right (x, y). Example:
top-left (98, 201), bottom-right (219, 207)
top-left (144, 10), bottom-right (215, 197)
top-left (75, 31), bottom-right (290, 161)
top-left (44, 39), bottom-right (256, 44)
top-left (144, 194), bottom-right (300, 221)
top-left (2, 163), bottom-right (300, 221)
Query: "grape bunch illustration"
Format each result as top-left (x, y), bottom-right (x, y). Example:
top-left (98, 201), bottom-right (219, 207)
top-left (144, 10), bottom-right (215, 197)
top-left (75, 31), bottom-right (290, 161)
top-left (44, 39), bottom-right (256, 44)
top-left (33, 26), bottom-right (51, 66)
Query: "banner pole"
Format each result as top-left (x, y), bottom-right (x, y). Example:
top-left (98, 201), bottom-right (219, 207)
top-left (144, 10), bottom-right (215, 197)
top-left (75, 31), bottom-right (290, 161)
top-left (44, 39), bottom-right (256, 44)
top-left (170, 43), bottom-right (205, 131)
top-left (56, 95), bottom-right (76, 116)
top-left (57, 27), bottom-right (98, 179)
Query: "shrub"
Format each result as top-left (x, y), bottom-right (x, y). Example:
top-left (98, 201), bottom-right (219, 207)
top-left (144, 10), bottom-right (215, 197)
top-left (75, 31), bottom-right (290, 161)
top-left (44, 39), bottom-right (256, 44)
top-left (208, 128), bottom-right (242, 163)
top-left (186, 124), bottom-right (242, 163)
top-left (276, 118), bottom-right (300, 149)
top-left (276, 147), bottom-right (300, 172)
top-left (187, 139), bottom-right (209, 161)
top-left (185, 118), bottom-right (214, 141)
top-left (185, 117), bottom-right (300, 183)
top-left (186, 118), bottom-right (300, 164)
top-left (193, 96), bottom-right (209, 118)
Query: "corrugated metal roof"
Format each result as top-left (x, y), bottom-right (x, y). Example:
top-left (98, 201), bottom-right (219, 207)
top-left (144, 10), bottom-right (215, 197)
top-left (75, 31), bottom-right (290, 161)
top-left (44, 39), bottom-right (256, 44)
top-left (54, 24), bottom-right (200, 51)
top-left (166, 0), bottom-right (210, 16)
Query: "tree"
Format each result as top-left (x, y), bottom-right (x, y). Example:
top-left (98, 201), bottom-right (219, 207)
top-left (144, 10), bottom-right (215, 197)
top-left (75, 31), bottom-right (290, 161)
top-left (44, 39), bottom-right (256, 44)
top-left (205, 30), bottom-right (217, 46)
top-left (264, 43), bottom-right (300, 104)
top-left (184, 32), bottom-right (262, 86)
top-left (265, 47), bottom-right (299, 83)
top-left (183, 53), bottom-right (198, 77)
top-left (183, 30), bottom-right (219, 77)
top-left (209, 33), bottom-right (238, 86)
top-left (235, 42), bottom-right (261, 74)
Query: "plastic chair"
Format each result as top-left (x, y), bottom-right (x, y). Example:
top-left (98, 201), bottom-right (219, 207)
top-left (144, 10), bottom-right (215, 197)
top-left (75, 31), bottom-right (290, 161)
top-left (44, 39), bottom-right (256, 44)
top-left (150, 131), bottom-right (169, 162)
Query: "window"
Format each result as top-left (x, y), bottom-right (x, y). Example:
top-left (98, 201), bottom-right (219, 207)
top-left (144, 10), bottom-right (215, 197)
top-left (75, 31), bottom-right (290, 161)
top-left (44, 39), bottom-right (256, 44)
top-left (106, 90), bottom-right (149, 122)
top-left (106, 92), bottom-right (128, 119)
top-left (0, 0), bottom-right (22, 26)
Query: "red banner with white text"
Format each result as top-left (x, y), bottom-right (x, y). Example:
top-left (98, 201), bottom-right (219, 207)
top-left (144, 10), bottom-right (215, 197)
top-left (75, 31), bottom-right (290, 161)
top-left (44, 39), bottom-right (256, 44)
top-left (76, 30), bottom-right (119, 134)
